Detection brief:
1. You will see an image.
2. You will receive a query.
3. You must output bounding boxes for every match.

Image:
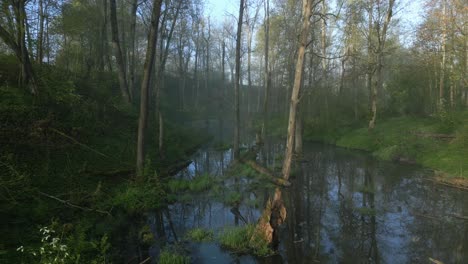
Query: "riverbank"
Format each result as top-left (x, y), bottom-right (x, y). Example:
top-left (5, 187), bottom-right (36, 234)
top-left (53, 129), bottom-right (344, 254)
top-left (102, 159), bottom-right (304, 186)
top-left (303, 112), bottom-right (468, 187)
top-left (0, 68), bottom-right (209, 262)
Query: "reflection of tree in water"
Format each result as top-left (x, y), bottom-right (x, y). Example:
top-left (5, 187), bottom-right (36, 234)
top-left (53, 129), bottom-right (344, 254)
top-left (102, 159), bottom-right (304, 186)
top-left (150, 140), bottom-right (468, 263)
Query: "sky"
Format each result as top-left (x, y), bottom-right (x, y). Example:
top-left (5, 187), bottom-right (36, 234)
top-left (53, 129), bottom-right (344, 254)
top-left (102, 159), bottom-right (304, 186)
top-left (204, 0), bottom-right (425, 46)
top-left (204, 0), bottom-right (238, 23)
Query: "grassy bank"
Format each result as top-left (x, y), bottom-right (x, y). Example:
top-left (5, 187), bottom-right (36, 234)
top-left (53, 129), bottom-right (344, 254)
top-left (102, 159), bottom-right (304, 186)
top-left (332, 113), bottom-right (468, 178)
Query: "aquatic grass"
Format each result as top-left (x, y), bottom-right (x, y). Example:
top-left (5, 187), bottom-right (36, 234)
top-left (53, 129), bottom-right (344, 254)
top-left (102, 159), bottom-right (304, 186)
top-left (158, 250), bottom-right (190, 264)
top-left (218, 225), bottom-right (273, 256)
top-left (219, 225), bottom-right (254, 253)
top-left (168, 174), bottom-right (215, 194)
top-left (186, 228), bottom-right (214, 242)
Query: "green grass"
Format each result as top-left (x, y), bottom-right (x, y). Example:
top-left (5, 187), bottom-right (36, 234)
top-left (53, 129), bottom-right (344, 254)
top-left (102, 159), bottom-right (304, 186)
top-left (218, 225), bottom-right (272, 256)
top-left (158, 250), bottom-right (190, 264)
top-left (168, 174), bottom-right (215, 194)
top-left (334, 113), bottom-right (468, 178)
top-left (186, 228), bottom-right (214, 242)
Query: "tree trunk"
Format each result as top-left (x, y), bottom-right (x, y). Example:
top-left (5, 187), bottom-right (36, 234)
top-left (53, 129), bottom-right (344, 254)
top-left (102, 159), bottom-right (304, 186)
top-left (110, 0), bottom-right (130, 103)
top-left (261, 0), bottom-right (270, 141)
top-left (439, 0), bottom-right (447, 110)
top-left (233, 0), bottom-right (245, 161)
top-left (37, 0), bottom-right (45, 64)
top-left (368, 0), bottom-right (395, 131)
top-left (281, 0), bottom-right (313, 181)
top-left (136, 0), bottom-right (163, 177)
top-left (128, 0), bottom-right (138, 101)
top-left (155, 0), bottom-right (182, 156)
top-left (295, 111), bottom-right (303, 155)
top-left (0, 1), bottom-right (38, 95)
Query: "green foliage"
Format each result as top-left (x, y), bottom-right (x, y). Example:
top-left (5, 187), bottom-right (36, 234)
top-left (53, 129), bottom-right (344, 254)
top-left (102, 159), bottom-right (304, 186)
top-left (158, 250), bottom-right (190, 264)
top-left (219, 225), bottom-right (254, 253)
top-left (112, 179), bottom-right (165, 212)
top-left (16, 221), bottom-right (110, 264)
top-left (168, 174), bottom-right (215, 194)
top-left (218, 225), bottom-right (272, 256)
top-left (224, 192), bottom-right (242, 206)
top-left (185, 228), bottom-right (214, 242)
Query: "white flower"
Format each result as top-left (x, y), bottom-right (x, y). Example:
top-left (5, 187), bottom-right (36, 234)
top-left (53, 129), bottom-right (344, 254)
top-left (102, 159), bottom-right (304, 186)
top-left (16, 246), bottom-right (24, 252)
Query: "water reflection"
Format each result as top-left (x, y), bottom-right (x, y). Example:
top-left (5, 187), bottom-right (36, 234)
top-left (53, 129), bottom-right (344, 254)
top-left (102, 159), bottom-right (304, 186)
top-left (158, 139), bottom-right (468, 263)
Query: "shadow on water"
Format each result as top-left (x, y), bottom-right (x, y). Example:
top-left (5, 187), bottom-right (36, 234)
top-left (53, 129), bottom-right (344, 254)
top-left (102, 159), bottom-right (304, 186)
top-left (148, 121), bottom-right (468, 263)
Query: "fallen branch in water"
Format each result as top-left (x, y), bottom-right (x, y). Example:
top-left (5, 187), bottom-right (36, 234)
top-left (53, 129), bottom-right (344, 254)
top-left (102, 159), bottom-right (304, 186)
top-left (49, 128), bottom-right (110, 158)
top-left (423, 178), bottom-right (468, 191)
top-left (243, 160), bottom-right (291, 187)
top-left (449, 213), bottom-right (468, 221)
top-left (139, 257), bottom-right (151, 264)
top-left (429, 257), bottom-right (444, 264)
top-left (37, 191), bottom-right (111, 216)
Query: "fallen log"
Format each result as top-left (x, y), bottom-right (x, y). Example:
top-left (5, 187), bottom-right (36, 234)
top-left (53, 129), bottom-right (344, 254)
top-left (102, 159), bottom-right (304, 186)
top-left (166, 160), bottom-right (192, 176)
top-left (243, 160), bottom-right (291, 187)
top-left (38, 191), bottom-right (111, 216)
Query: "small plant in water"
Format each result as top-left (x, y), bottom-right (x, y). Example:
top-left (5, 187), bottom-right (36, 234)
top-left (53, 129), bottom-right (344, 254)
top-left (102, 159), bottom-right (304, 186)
top-left (158, 250), bottom-right (190, 264)
top-left (186, 228), bottom-right (213, 242)
top-left (218, 225), bottom-right (273, 257)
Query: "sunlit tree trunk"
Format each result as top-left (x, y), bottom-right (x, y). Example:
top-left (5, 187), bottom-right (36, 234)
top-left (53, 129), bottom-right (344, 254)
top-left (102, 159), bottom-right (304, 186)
top-left (282, 0), bottom-right (313, 181)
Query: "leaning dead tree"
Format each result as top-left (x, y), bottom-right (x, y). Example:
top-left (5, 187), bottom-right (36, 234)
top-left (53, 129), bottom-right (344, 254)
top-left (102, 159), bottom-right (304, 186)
top-left (250, 0), bottom-right (314, 248)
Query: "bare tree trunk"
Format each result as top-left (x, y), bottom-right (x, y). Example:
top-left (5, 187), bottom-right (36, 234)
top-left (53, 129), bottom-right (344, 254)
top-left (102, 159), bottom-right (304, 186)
top-left (128, 0), bottom-right (138, 101)
top-left (155, 0), bottom-right (182, 156)
top-left (251, 1), bottom-right (313, 248)
top-left (368, 0), bottom-right (395, 130)
top-left (233, 0), bottom-right (245, 161)
top-left (261, 0), bottom-right (270, 141)
top-left (439, 0), bottom-right (447, 110)
top-left (136, 0), bottom-right (163, 177)
top-left (110, 0), bottom-right (130, 103)
top-left (0, 0), bottom-right (38, 94)
top-left (294, 111), bottom-right (303, 155)
top-left (37, 0), bottom-right (45, 64)
top-left (282, 0), bottom-right (313, 181)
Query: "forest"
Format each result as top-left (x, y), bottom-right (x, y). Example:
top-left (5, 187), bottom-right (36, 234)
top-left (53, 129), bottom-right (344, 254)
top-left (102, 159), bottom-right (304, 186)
top-left (0, 0), bottom-right (467, 263)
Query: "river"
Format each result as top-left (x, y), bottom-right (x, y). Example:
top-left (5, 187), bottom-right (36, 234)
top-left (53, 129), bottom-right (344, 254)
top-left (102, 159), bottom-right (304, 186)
top-left (150, 134), bottom-right (468, 263)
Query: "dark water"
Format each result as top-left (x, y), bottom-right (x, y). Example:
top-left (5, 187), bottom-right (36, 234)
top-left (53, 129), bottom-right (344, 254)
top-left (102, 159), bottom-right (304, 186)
top-left (153, 138), bottom-right (468, 264)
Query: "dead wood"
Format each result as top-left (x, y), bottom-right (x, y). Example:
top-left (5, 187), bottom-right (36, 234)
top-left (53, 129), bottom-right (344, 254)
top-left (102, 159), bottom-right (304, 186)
top-left (243, 160), bottom-right (291, 187)
top-left (38, 191), bottom-right (111, 216)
